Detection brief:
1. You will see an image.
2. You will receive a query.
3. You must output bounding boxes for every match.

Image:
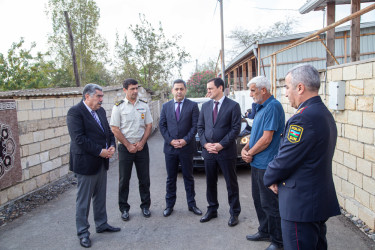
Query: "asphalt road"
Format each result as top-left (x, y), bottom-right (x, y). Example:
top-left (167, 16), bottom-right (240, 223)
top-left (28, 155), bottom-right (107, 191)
top-left (0, 131), bottom-right (374, 250)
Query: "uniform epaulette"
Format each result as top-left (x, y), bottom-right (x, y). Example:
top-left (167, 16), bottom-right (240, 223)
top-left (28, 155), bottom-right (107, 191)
top-left (115, 100), bottom-right (124, 106)
top-left (296, 106), bottom-right (308, 114)
top-left (139, 99), bottom-right (148, 104)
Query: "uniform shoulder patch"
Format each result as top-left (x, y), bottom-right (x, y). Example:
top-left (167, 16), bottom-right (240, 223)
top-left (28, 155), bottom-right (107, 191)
top-left (287, 125), bottom-right (304, 143)
top-left (139, 99), bottom-right (148, 103)
top-left (115, 100), bottom-right (124, 106)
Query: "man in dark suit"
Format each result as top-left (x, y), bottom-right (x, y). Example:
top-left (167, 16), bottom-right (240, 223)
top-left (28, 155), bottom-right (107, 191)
top-left (197, 77), bottom-right (242, 227)
top-left (67, 83), bottom-right (121, 248)
top-left (264, 64), bottom-right (340, 249)
top-left (159, 79), bottom-right (202, 217)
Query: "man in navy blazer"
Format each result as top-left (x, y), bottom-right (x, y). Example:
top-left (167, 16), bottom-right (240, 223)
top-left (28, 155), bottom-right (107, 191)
top-left (159, 79), bottom-right (202, 217)
top-left (197, 77), bottom-right (242, 227)
top-left (67, 84), bottom-right (120, 248)
top-left (264, 65), bottom-right (340, 249)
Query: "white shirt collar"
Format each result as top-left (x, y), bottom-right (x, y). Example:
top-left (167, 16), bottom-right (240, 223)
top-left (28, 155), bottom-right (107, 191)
top-left (215, 95), bottom-right (225, 105)
top-left (174, 98), bottom-right (185, 104)
top-left (83, 100), bottom-right (93, 113)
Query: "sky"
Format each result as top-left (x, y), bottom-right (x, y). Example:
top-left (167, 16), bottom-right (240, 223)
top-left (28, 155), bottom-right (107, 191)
top-left (0, 0), bottom-right (374, 80)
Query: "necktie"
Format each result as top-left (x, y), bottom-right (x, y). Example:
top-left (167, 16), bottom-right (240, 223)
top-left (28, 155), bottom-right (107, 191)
top-left (175, 102), bottom-right (181, 121)
top-left (91, 110), bottom-right (104, 132)
top-left (213, 101), bottom-right (219, 124)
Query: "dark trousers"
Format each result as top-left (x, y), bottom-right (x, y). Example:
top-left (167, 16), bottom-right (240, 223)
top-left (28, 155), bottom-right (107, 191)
top-left (251, 166), bottom-right (283, 246)
top-left (75, 164), bottom-right (107, 238)
top-left (118, 143), bottom-right (150, 212)
top-left (204, 157), bottom-right (241, 216)
top-left (165, 152), bottom-right (196, 208)
top-left (281, 219), bottom-right (328, 250)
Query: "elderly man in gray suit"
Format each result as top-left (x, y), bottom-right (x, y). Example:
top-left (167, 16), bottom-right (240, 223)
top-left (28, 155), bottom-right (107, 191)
top-left (67, 83), bottom-right (121, 248)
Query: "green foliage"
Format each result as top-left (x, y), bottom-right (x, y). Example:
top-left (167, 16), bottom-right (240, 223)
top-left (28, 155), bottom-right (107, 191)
top-left (0, 38), bottom-right (56, 91)
top-left (46, 0), bottom-right (111, 86)
top-left (196, 58), bottom-right (217, 73)
top-left (186, 70), bottom-right (216, 98)
top-left (1, 3), bottom-right (191, 91)
top-left (114, 14), bottom-right (190, 92)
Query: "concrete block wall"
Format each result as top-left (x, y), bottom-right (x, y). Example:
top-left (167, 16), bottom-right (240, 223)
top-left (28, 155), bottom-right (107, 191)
top-left (276, 58), bottom-right (375, 230)
top-left (0, 87), bottom-right (163, 207)
top-left (0, 96), bottom-right (81, 206)
top-left (149, 100), bottom-right (163, 133)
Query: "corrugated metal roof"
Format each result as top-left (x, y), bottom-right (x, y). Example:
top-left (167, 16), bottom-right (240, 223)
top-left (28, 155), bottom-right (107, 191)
top-left (225, 21), bottom-right (375, 71)
top-left (226, 44), bottom-right (257, 71)
top-left (299, 0), bottom-right (374, 14)
top-left (0, 85), bottom-right (123, 99)
top-left (258, 21), bottom-right (375, 45)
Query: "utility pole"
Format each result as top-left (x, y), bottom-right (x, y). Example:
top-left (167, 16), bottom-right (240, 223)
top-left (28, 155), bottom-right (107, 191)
top-left (64, 11), bottom-right (80, 87)
top-left (220, 0), bottom-right (225, 83)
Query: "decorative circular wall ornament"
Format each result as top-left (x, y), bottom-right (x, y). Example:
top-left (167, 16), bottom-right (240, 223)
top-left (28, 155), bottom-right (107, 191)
top-left (0, 124), bottom-right (16, 178)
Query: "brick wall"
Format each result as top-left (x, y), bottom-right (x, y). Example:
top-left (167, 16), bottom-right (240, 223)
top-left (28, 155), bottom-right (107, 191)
top-left (0, 87), bottom-right (163, 207)
top-left (276, 58), bottom-right (375, 229)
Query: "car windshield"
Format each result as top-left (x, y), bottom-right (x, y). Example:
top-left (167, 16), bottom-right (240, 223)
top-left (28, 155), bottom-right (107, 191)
top-left (241, 121), bottom-right (248, 132)
top-left (197, 102), bottom-right (204, 110)
top-left (188, 98), bottom-right (210, 111)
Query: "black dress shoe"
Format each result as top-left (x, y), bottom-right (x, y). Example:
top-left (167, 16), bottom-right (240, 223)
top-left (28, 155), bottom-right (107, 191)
top-left (188, 206), bottom-right (203, 215)
top-left (163, 207), bottom-right (173, 217)
top-left (200, 211), bottom-right (217, 223)
top-left (246, 232), bottom-right (271, 242)
top-left (121, 210), bottom-right (129, 221)
top-left (96, 224), bottom-right (121, 233)
top-left (265, 242), bottom-right (283, 250)
top-left (228, 215), bottom-right (239, 227)
top-left (80, 236), bottom-right (91, 248)
top-left (142, 208), bottom-right (151, 218)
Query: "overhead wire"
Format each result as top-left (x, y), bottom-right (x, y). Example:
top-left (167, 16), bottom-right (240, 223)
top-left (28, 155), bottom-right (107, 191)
top-left (253, 7), bottom-right (298, 11)
top-left (194, 2), bottom-right (298, 73)
top-left (196, 0), bottom-right (219, 63)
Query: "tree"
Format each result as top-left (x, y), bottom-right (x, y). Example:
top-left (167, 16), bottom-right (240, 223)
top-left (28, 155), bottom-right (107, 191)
top-left (227, 17), bottom-right (297, 58)
top-left (46, 0), bottom-right (111, 87)
top-left (114, 14), bottom-right (190, 92)
top-left (0, 38), bottom-right (56, 91)
top-left (186, 70), bottom-right (216, 98)
top-left (196, 58), bottom-right (218, 73)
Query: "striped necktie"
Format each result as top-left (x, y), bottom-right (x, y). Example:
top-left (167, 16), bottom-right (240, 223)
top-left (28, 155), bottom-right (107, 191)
top-left (91, 110), bottom-right (104, 132)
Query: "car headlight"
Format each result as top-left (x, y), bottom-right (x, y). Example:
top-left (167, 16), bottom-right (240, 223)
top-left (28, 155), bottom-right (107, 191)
top-left (240, 135), bottom-right (250, 145)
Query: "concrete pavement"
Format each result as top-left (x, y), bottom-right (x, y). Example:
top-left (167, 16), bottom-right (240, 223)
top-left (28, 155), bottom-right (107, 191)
top-left (0, 131), bottom-right (374, 250)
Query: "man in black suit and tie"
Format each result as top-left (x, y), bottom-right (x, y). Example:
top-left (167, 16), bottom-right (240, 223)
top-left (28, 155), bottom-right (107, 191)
top-left (67, 84), bottom-right (121, 248)
top-left (197, 77), bottom-right (242, 227)
top-left (159, 79), bottom-right (202, 217)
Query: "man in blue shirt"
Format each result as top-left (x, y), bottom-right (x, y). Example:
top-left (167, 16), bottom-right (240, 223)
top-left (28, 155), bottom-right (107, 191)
top-left (241, 76), bottom-right (285, 250)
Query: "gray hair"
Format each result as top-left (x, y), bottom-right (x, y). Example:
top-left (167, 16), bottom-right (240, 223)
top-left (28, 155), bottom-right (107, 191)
top-left (82, 83), bottom-right (103, 100)
top-left (247, 76), bottom-right (271, 92)
top-left (286, 64), bottom-right (320, 92)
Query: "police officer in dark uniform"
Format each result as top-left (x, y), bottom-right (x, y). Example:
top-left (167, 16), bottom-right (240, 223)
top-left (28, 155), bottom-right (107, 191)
top-left (264, 64), bottom-right (340, 250)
